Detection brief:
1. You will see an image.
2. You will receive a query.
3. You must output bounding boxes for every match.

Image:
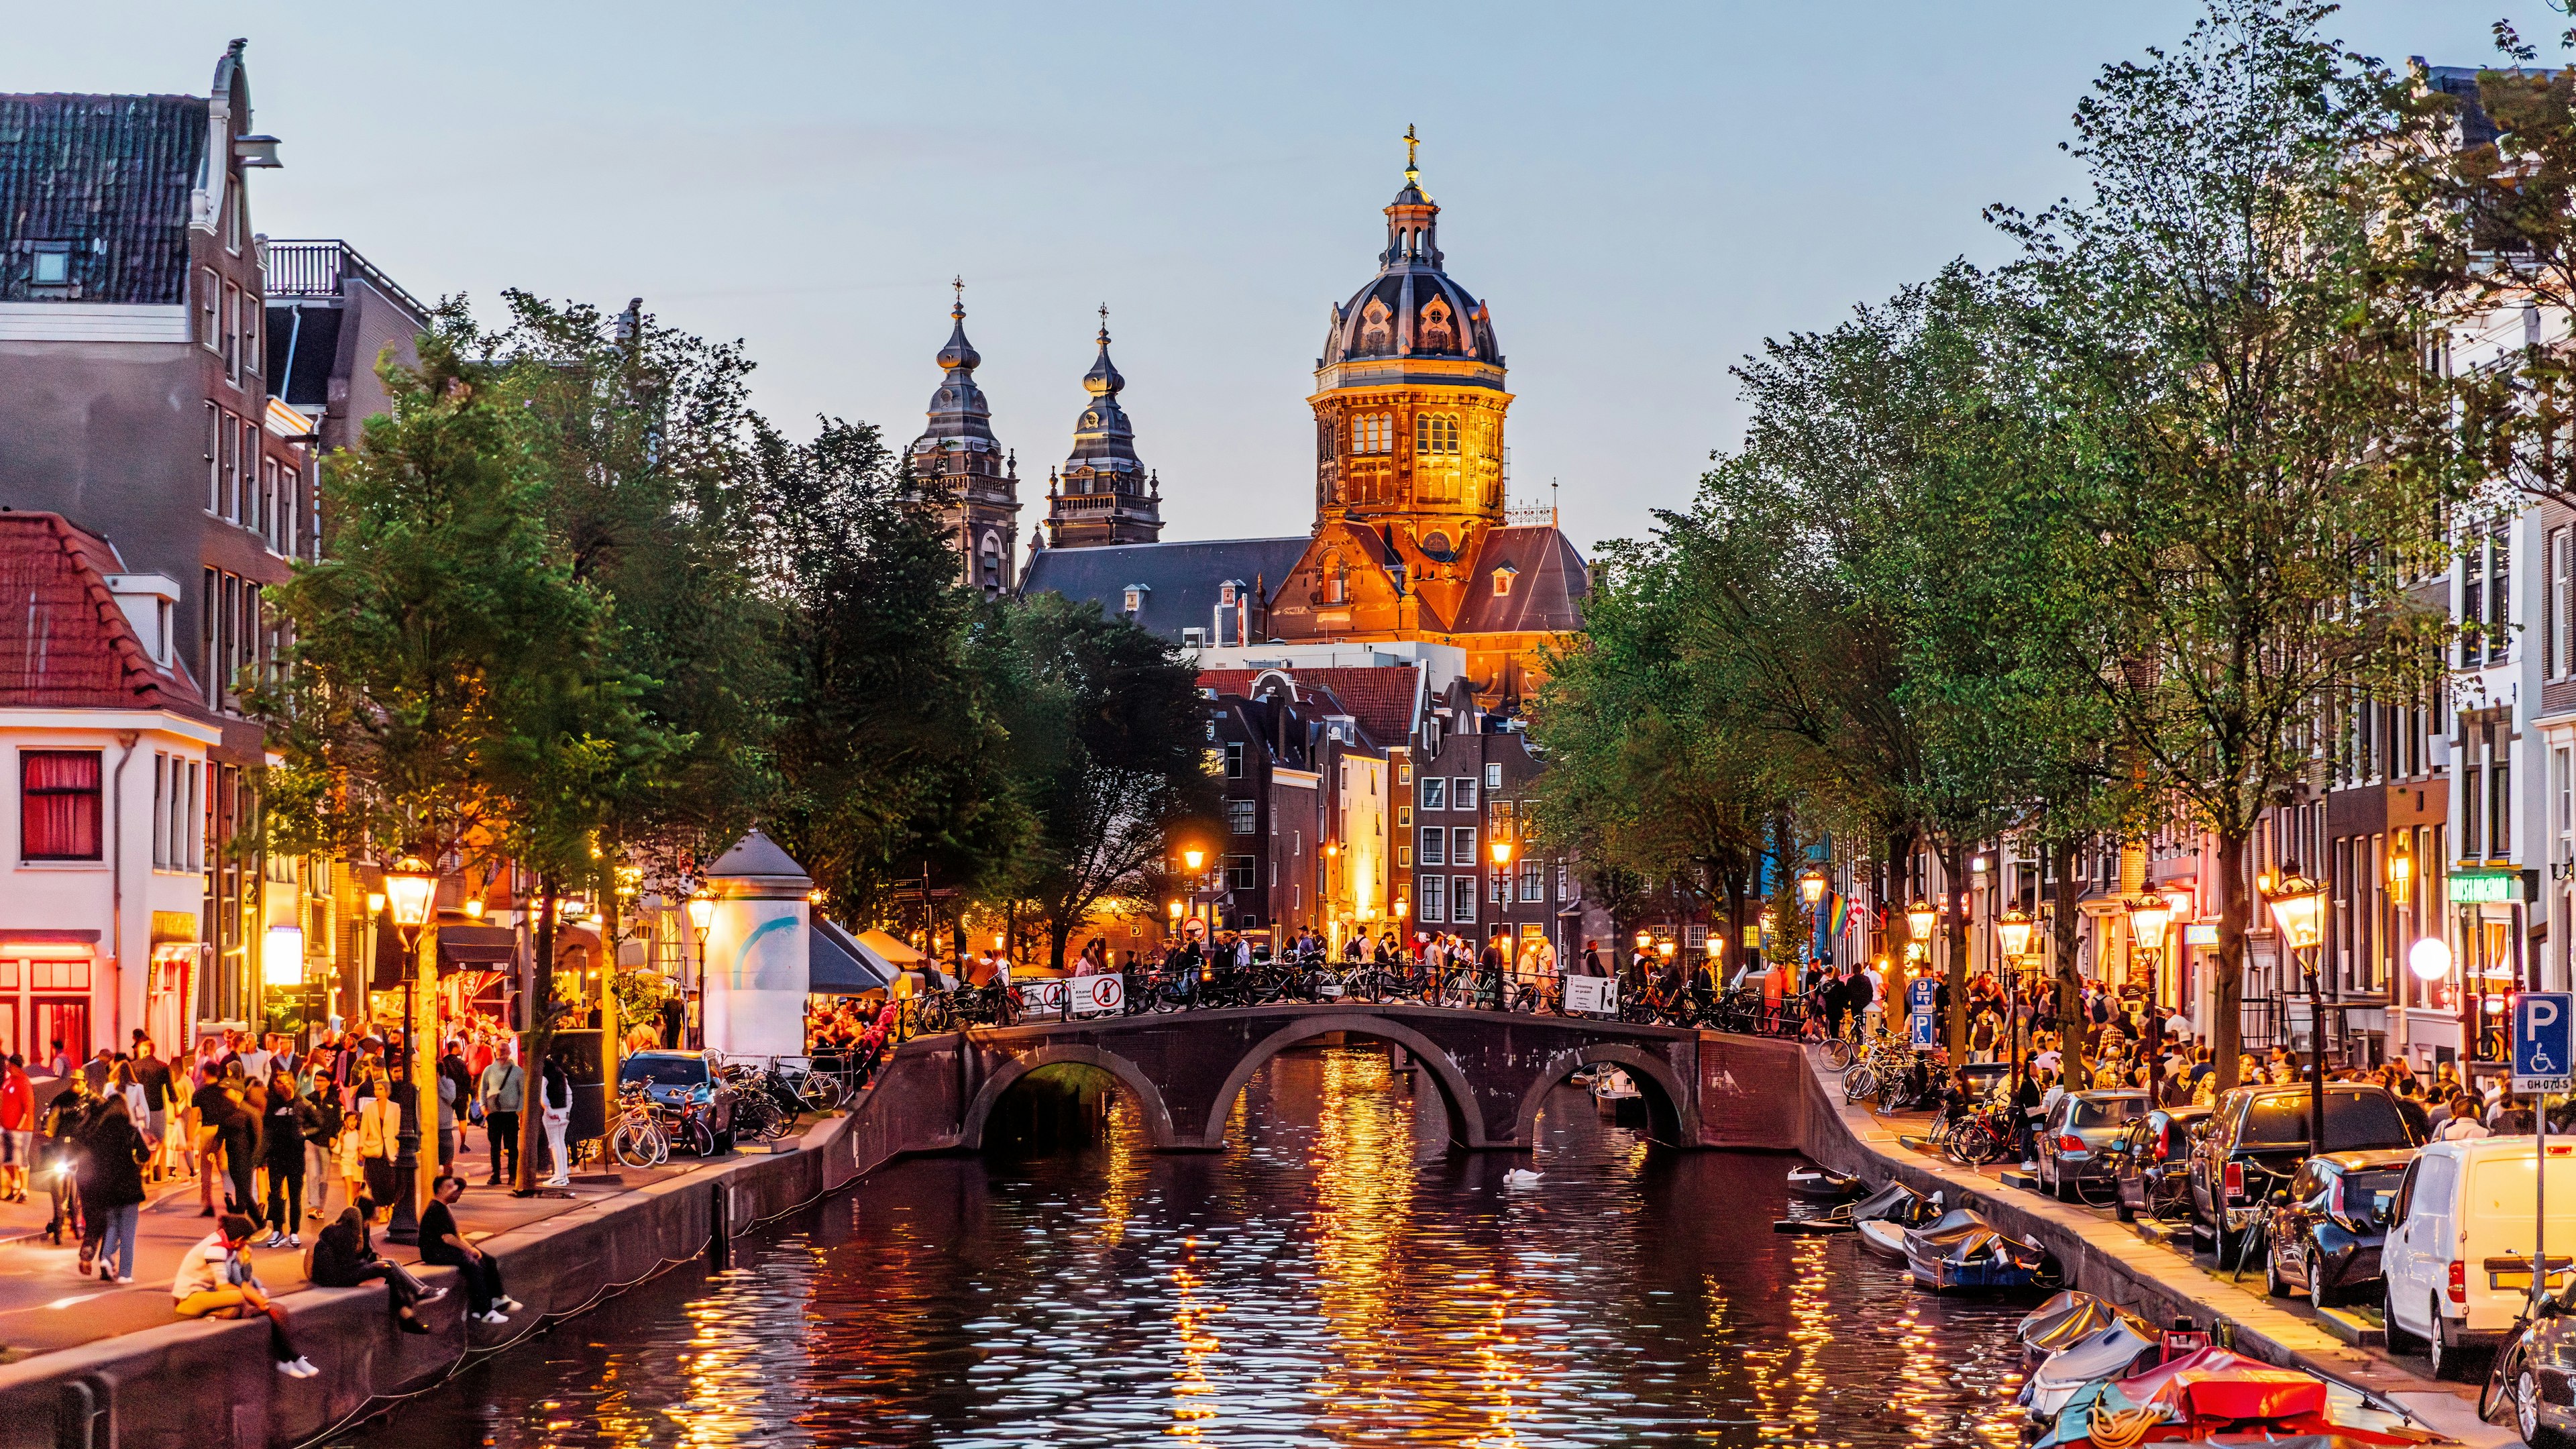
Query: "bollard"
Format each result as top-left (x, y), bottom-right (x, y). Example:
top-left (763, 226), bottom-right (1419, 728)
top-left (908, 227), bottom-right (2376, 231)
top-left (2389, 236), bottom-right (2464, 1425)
top-left (709, 1180), bottom-right (731, 1271)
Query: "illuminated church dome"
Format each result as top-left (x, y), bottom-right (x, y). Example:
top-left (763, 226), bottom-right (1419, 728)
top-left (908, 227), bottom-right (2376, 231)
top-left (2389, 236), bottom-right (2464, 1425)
top-left (1319, 128), bottom-right (1501, 374)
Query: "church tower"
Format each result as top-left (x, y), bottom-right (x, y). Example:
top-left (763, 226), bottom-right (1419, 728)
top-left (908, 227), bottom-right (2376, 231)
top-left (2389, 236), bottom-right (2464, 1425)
top-left (1307, 127), bottom-right (1511, 589)
top-left (906, 280), bottom-right (1021, 596)
top-left (1040, 309), bottom-right (1165, 549)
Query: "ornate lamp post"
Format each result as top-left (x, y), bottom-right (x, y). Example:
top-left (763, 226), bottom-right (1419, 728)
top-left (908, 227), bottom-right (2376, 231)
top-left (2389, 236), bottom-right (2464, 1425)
top-left (2127, 892), bottom-right (2174, 1095)
top-left (1182, 847), bottom-right (1206, 934)
top-left (1998, 906), bottom-right (2034, 1077)
top-left (2264, 866), bottom-right (2329, 1151)
top-left (686, 891), bottom-right (714, 1049)
top-left (380, 858), bottom-right (437, 1242)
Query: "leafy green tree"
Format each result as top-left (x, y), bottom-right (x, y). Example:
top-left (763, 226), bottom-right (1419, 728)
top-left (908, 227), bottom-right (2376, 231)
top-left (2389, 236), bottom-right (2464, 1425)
top-left (1992, 0), bottom-right (2477, 1092)
top-left (979, 593), bottom-right (1214, 971)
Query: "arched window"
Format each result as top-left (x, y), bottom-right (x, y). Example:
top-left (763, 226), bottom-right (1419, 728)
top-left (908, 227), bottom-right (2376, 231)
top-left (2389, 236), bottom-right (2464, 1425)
top-left (1359, 299), bottom-right (1394, 354)
top-left (1414, 413), bottom-right (1459, 456)
top-left (979, 532), bottom-right (1004, 591)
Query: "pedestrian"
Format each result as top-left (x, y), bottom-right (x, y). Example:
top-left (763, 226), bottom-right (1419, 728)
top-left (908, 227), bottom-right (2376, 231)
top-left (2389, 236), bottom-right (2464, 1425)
top-left (40, 1073), bottom-right (93, 1244)
top-left (2436, 1092), bottom-right (2491, 1142)
top-left (478, 1048), bottom-right (523, 1186)
top-left (309, 1198), bottom-right (438, 1334)
top-left (219, 1065), bottom-right (259, 1227)
top-left (2392, 1076), bottom-right (2432, 1141)
top-left (420, 1174), bottom-right (521, 1324)
top-left (80, 1095), bottom-right (148, 1282)
top-left (259, 1073), bottom-right (311, 1248)
top-left (301, 1078), bottom-right (341, 1225)
top-left (539, 1052), bottom-right (573, 1188)
top-left (172, 1212), bottom-right (317, 1378)
top-left (131, 1038), bottom-right (172, 1183)
top-left (354, 1064), bottom-right (400, 1215)
top-left (0, 1054), bottom-right (32, 1202)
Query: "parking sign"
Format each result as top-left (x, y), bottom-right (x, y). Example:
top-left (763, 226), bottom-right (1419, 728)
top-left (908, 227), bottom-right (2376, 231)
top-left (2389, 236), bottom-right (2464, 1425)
top-left (1909, 1008), bottom-right (1937, 1051)
top-left (2515, 992), bottom-right (2576, 1093)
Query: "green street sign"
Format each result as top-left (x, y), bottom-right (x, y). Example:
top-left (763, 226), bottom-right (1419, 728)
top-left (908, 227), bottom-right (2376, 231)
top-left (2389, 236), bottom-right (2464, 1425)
top-left (2451, 871), bottom-right (2520, 904)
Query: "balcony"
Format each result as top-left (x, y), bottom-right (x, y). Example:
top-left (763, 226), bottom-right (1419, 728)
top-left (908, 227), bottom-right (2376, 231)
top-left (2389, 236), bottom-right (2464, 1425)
top-left (260, 239), bottom-right (431, 323)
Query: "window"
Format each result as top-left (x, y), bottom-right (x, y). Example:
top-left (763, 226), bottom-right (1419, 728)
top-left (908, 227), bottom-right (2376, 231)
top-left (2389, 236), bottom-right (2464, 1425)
top-left (219, 413), bottom-right (239, 521)
top-left (1419, 826), bottom-right (1446, 867)
top-left (1224, 741), bottom-right (1244, 779)
top-left (199, 268), bottom-right (220, 351)
top-left (205, 404), bottom-right (221, 513)
top-left (1398, 847), bottom-right (1411, 867)
top-left (1226, 799), bottom-right (1256, 835)
top-left (1397, 806), bottom-right (1411, 828)
top-left (1492, 568), bottom-right (1514, 597)
top-left (1451, 826), bottom-right (1476, 865)
top-left (1414, 413), bottom-right (1459, 455)
top-left (1450, 876), bottom-right (1477, 924)
top-left (2465, 537), bottom-right (2486, 667)
top-left (239, 420), bottom-right (258, 521)
top-left (222, 281), bottom-right (241, 382)
top-left (1226, 856), bottom-right (1256, 891)
top-left (2554, 526), bottom-right (2570, 679)
top-left (21, 751), bottom-right (103, 861)
top-left (1485, 763), bottom-right (1503, 790)
top-left (1419, 777), bottom-right (1446, 810)
top-left (151, 755), bottom-right (168, 867)
top-left (1520, 860), bottom-right (1543, 902)
top-left (2493, 529), bottom-right (2512, 665)
top-left (1350, 413), bottom-right (1393, 455)
top-left (2493, 744), bottom-right (2512, 858)
top-left (1492, 800), bottom-right (1514, 830)
top-left (1397, 762), bottom-right (1411, 785)
top-left (1455, 777), bottom-right (1478, 811)
top-left (1420, 875), bottom-right (1446, 923)
top-left (30, 246), bottom-right (68, 288)
top-left (1556, 861), bottom-right (1570, 901)
top-left (260, 455), bottom-right (278, 547)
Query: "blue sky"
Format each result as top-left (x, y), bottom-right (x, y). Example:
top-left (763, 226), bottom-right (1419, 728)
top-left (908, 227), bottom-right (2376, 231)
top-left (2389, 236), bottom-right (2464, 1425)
top-left (9, 3), bottom-right (2546, 555)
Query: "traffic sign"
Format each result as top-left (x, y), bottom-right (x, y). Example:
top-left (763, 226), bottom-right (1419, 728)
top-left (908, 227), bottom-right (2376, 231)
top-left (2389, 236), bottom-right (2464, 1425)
top-left (1909, 1008), bottom-right (1937, 1051)
top-left (1907, 977), bottom-right (1939, 1012)
top-left (2514, 992), bottom-right (2576, 1093)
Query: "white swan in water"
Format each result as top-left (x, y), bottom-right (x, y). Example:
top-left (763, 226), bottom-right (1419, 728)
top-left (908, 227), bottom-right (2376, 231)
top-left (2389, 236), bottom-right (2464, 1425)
top-left (1503, 1169), bottom-right (1543, 1187)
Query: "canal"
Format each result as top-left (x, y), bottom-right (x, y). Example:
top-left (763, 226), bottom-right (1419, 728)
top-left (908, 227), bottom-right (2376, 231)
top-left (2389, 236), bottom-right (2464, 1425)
top-left (342, 1045), bottom-right (2030, 1447)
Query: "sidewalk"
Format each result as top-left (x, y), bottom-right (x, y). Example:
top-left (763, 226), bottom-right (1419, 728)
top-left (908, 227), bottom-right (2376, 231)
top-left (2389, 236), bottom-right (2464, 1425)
top-left (1810, 1056), bottom-right (2517, 1448)
top-left (0, 1114), bottom-right (818, 1362)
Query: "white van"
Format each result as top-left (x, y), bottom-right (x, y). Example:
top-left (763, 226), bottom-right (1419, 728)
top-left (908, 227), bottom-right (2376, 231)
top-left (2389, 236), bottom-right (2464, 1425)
top-left (2381, 1137), bottom-right (2576, 1379)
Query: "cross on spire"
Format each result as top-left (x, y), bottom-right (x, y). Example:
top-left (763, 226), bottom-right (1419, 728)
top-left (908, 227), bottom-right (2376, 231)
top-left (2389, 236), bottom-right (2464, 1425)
top-left (1097, 303), bottom-right (1110, 342)
top-left (951, 274), bottom-right (965, 319)
top-left (1403, 123), bottom-right (1419, 178)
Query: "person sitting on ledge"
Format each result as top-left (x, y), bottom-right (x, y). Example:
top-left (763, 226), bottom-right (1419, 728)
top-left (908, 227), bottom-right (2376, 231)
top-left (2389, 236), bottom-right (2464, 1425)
top-left (421, 1175), bottom-right (522, 1324)
top-left (173, 1212), bottom-right (317, 1377)
top-left (310, 1196), bottom-right (441, 1334)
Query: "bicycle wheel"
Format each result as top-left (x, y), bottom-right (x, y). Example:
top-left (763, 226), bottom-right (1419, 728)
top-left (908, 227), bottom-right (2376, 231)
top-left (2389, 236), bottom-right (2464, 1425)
top-left (610, 1120), bottom-right (655, 1169)
top-left (798, 1071), bottom-right (845, 1114)
top-left (1821, 1038), bottom-right (1856, 1071)
top-left (681, 1116), bottom-right (715, 1157)
top-left (1842, 1064), bottom-right (1876, 1102)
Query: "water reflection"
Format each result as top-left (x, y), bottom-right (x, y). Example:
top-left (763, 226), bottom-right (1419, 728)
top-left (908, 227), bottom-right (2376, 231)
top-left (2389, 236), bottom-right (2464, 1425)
top-left (346, 1046), bottom-right (2029, 1448)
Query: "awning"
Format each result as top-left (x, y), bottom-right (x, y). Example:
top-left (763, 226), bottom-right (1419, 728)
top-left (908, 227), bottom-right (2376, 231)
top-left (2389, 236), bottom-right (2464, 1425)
top-left (437, 925), bottom-right (519, 968)
top-left (853, 928), bottom-right (926, 964)
top-left (810, 920), bottom-right (893, 995)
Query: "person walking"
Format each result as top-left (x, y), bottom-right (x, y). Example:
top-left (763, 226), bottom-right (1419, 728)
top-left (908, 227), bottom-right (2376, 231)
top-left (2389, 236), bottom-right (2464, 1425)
top-left (81, 1095), bottom-right (148, 1282)
top-left (129, 1040), bottom-right (172, 1184)
top-left (0, 1055), bottom-right (32, 1203)
top-left (258, 1073), bottom-right (311, 1248)
top-left (539, 1053), bottom-right (573, 1188)
top-left (40, 1074), bottom-right (93, 1245)
top-left (478, 1049), bottom-right (523, 1187)
top-left (421, 1175), bottom-right (521, 1324)
top-left (301, 1076), bottom-right (341, 1226)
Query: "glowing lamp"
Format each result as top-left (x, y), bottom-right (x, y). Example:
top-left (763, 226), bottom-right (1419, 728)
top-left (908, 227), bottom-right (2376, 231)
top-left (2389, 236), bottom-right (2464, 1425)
top-left (1971, 855), bottom-right (1990, 875)
top-left (462, 899), bottom-right (484, 920)
top-left (1658, 941), bottom-right (1676, 958)
top-left (382, 858), bottom-right (437, 936)
top-left (2264, 868), bottom-right (2326, 952)
top-left (994, 934), bottom-right (1006, 952)
top-left (1996, 908), bottom-right (2033, 961)
top-left (686, 892), bottom-right (716, 934)
top-left (2127, 894), bottom-right (2173, 954)
top-left (1491, 837), bottom-right (1513, 868)
top-left (365, 891), bottom-right (386, 917)
top-left (2409, 936), bottom-right (2453, 981)
top-left (1395, 898), bottom-right (1409, 920)
top-left (1167, 900), bottom-right (1183, 920)
top-left (1635, 930), bottom-right (1652, 949)
top-left (1183, 847), bottom-right (1205, 873)
top-left (1798, 867), bottom-right (1827, 908)
top-left (2387, 844), bottom-right (2412, 894)
top-left (261, 925), bottom-right (305, 987)
top-left (1325, 841), bottom-right (1339, 858)
top-left (1907, 900), bottom-right (1937, 942)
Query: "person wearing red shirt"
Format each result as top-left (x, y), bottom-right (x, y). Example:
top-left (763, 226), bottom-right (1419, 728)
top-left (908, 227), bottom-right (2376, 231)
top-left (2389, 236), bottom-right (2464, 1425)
top-left (0, 1056), bottom-right (33, 1201)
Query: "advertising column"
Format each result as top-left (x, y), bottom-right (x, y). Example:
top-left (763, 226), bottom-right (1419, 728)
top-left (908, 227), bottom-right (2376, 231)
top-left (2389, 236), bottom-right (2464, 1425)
top-left (700, 830), bottom-right (813, 1058)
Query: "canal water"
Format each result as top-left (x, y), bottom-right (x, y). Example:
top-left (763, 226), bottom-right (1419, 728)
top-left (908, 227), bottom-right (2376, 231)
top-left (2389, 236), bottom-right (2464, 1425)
top-left (343, 1046), bottom-right (2031, 1447)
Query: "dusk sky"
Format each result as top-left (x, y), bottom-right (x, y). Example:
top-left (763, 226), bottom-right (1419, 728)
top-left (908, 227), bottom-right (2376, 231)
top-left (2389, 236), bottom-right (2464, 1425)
top-left (9, 3), bottom-right (2544, 556)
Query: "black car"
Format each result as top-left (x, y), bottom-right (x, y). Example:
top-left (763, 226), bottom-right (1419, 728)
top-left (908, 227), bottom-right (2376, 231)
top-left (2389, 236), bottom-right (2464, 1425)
top-left (2259, 1148), bottom-right (2410, 1306)
top-left (2108, 1105), bottom-right (2208, 1224)
top-left (2186, 1083), bottom-right (2420, 1258)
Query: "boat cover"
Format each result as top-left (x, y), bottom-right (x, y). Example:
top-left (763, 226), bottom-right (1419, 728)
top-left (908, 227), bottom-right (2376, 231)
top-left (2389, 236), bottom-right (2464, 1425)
top-left (2023, 1322), bottom-right (2158, 1416)
top-left (1898, 1208), bottom-right (1992, 1258)
top-left (2019, 1291), bottom-right (2155, 1357)
top-left (1849, 1181), bottom-right (1924, 1225)
top-left (2034, 1347), bottom-right (2436, 1448)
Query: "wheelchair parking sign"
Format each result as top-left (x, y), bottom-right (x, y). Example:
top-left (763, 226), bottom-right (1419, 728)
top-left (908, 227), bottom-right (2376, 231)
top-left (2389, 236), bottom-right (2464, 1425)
top-left (2514, 991), bottom-right (2575, 1093)
top-left (1909, 1008), bottom-right (1937, 1051)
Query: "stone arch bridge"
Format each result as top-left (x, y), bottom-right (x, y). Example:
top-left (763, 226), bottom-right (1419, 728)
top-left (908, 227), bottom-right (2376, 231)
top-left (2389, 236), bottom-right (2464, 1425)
top-left (838, 1003), bottom-right (1811, 1159)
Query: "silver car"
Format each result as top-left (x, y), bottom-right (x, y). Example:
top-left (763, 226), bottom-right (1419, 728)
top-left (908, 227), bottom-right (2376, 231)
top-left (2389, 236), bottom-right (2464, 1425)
top-left (2037, 1089), bottom-right (2147, 1203)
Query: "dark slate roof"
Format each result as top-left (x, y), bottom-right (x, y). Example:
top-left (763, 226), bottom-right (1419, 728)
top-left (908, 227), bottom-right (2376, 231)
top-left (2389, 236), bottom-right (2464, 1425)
top-left (1022, 537), bottom-right (1311, 643)
top-left (1448, 526), bottom-right (1588, 634)
top-left (1198, 665), bottom-right (1424, 749)
top-left (0, 93), bottom-right (206, 304)
top-left (2424, 66), bottom-right (2504, 152)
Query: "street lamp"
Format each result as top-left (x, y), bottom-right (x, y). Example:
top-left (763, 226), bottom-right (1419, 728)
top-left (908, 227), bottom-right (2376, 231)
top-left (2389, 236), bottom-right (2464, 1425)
top-left (2265, 865), bottom-right (2330, 1150)
top-left (2410, 934), bottom-right (2453, 982)
top-left (382, 859), bottom-right (437, 949)
top-left (685, 891), bottom-right (714, 1051)
top-left (377, 856), bottom-right (437, 1242)
top-left (1996, 908), bottom-right (2034, 961)
top-left (2128, 893), bottom-right (2175, 1095)
top-left (1183, 847), bottom-right (1205, 873)
top-left (1799, 866), bottom-right (1827, 908)
top-left (1907, 899), bottom-right (1937, 943)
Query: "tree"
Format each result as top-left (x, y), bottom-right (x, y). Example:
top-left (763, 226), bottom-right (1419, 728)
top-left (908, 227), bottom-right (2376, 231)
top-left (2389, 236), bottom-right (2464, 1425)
top-left (754, 421), bottom-right (1029, 927)
top-left (1992, 0), bottom-right (2477, 1093)
top-left (981, 593), bottom-right (1214, 971)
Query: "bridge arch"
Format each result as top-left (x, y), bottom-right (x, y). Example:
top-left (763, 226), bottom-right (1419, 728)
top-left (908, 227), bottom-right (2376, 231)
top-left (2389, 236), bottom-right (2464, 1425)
top-left (1511, 1042), bottom-right (1694, 1148)
top-left (959, 1042), bottom-right (1179, 1151)
top-left (1198, 1012), bottom-right (1495, 1150)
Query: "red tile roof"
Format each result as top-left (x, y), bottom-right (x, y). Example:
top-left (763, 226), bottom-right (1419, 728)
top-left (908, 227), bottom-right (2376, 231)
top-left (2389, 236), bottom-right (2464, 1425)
top-left (1196, 663), bottom-right (1422, 747)
top-left (0, 513), bottom-right (205, 712)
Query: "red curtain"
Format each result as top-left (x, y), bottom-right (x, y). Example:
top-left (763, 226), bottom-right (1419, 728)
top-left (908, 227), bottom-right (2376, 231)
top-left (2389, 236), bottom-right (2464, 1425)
top-left (21, 751), bottom-right (101, 860)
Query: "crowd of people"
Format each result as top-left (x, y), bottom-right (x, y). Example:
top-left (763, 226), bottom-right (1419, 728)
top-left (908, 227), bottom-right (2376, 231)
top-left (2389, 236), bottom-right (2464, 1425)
top-left (0, 1021), bottom-right (555, 1377)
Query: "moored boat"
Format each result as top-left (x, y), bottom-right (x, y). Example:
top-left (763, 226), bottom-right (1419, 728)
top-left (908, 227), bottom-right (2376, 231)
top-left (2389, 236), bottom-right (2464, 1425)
top-left (1900, 1212), bottom-right (2052, 1291)
top-left (2031, 1346), bottom-right (2433, 1448)
top-left (1785, 1165), bottom-right (1861, 1200)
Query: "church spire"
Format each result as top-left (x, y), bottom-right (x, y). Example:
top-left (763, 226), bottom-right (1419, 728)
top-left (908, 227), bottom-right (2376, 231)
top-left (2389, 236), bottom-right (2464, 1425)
top-left (908, 279), bottom-right (1017, 596)
top-left (1043, 303), bottom-right (1162, 548)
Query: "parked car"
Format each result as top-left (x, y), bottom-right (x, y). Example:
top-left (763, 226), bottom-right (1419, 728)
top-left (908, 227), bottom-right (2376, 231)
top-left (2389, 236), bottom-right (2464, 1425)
top-left (2257, 1148), bottom-right (2410, 1306)
top-left (619, 1049), bottom-right (737, 1152)
top-left (2186, 1083), bottom-right (2420, 1258)
top-left (2383, 1137), bottom-right (2576, 1381)
top-left (2037, 1089), bottom-right (2147, 1201)
top-left (2497, 1281), bottom-right (2576, 1447)
top-left (2108, 1105), bottom-right (2209, 1224)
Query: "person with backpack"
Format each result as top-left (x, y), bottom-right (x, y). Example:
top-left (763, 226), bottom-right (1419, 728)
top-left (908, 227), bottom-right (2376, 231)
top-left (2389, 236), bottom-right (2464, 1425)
top-left (40, 1075), bottom-right (93, 1244)
top-left (309, 1197), bottom-right (439, 1334)
top-left (80, 1095), bottom-right (149, 1281)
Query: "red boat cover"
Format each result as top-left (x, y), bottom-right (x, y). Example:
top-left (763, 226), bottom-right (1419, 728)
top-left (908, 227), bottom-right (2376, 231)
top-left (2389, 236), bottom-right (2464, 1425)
top-left (2116, 1346), bottom-right (2328, 1423)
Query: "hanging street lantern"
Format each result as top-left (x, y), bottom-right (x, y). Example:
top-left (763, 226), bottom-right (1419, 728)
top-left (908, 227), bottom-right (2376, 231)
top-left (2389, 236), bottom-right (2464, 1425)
top-left (1798, 866), bottom-right (1827, 908)
top-left (1996, 907), bottom-right (2034, 961)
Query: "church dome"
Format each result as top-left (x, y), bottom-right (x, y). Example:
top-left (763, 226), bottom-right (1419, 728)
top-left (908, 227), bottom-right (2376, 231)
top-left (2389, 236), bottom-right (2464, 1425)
top-left (1320, 133), bottom-right (1501, 371)
top-left (914, 280), bottom-right (996, 451)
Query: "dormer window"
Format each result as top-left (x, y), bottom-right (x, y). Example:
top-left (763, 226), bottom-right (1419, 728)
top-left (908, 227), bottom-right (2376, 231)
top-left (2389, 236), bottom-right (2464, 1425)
top-left (30, 245), bottom-right (71, 291)
top-left (1492, 564), bottom-right (1517, 597)
top-left (1124, 584), bottom-right (1147, 615)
